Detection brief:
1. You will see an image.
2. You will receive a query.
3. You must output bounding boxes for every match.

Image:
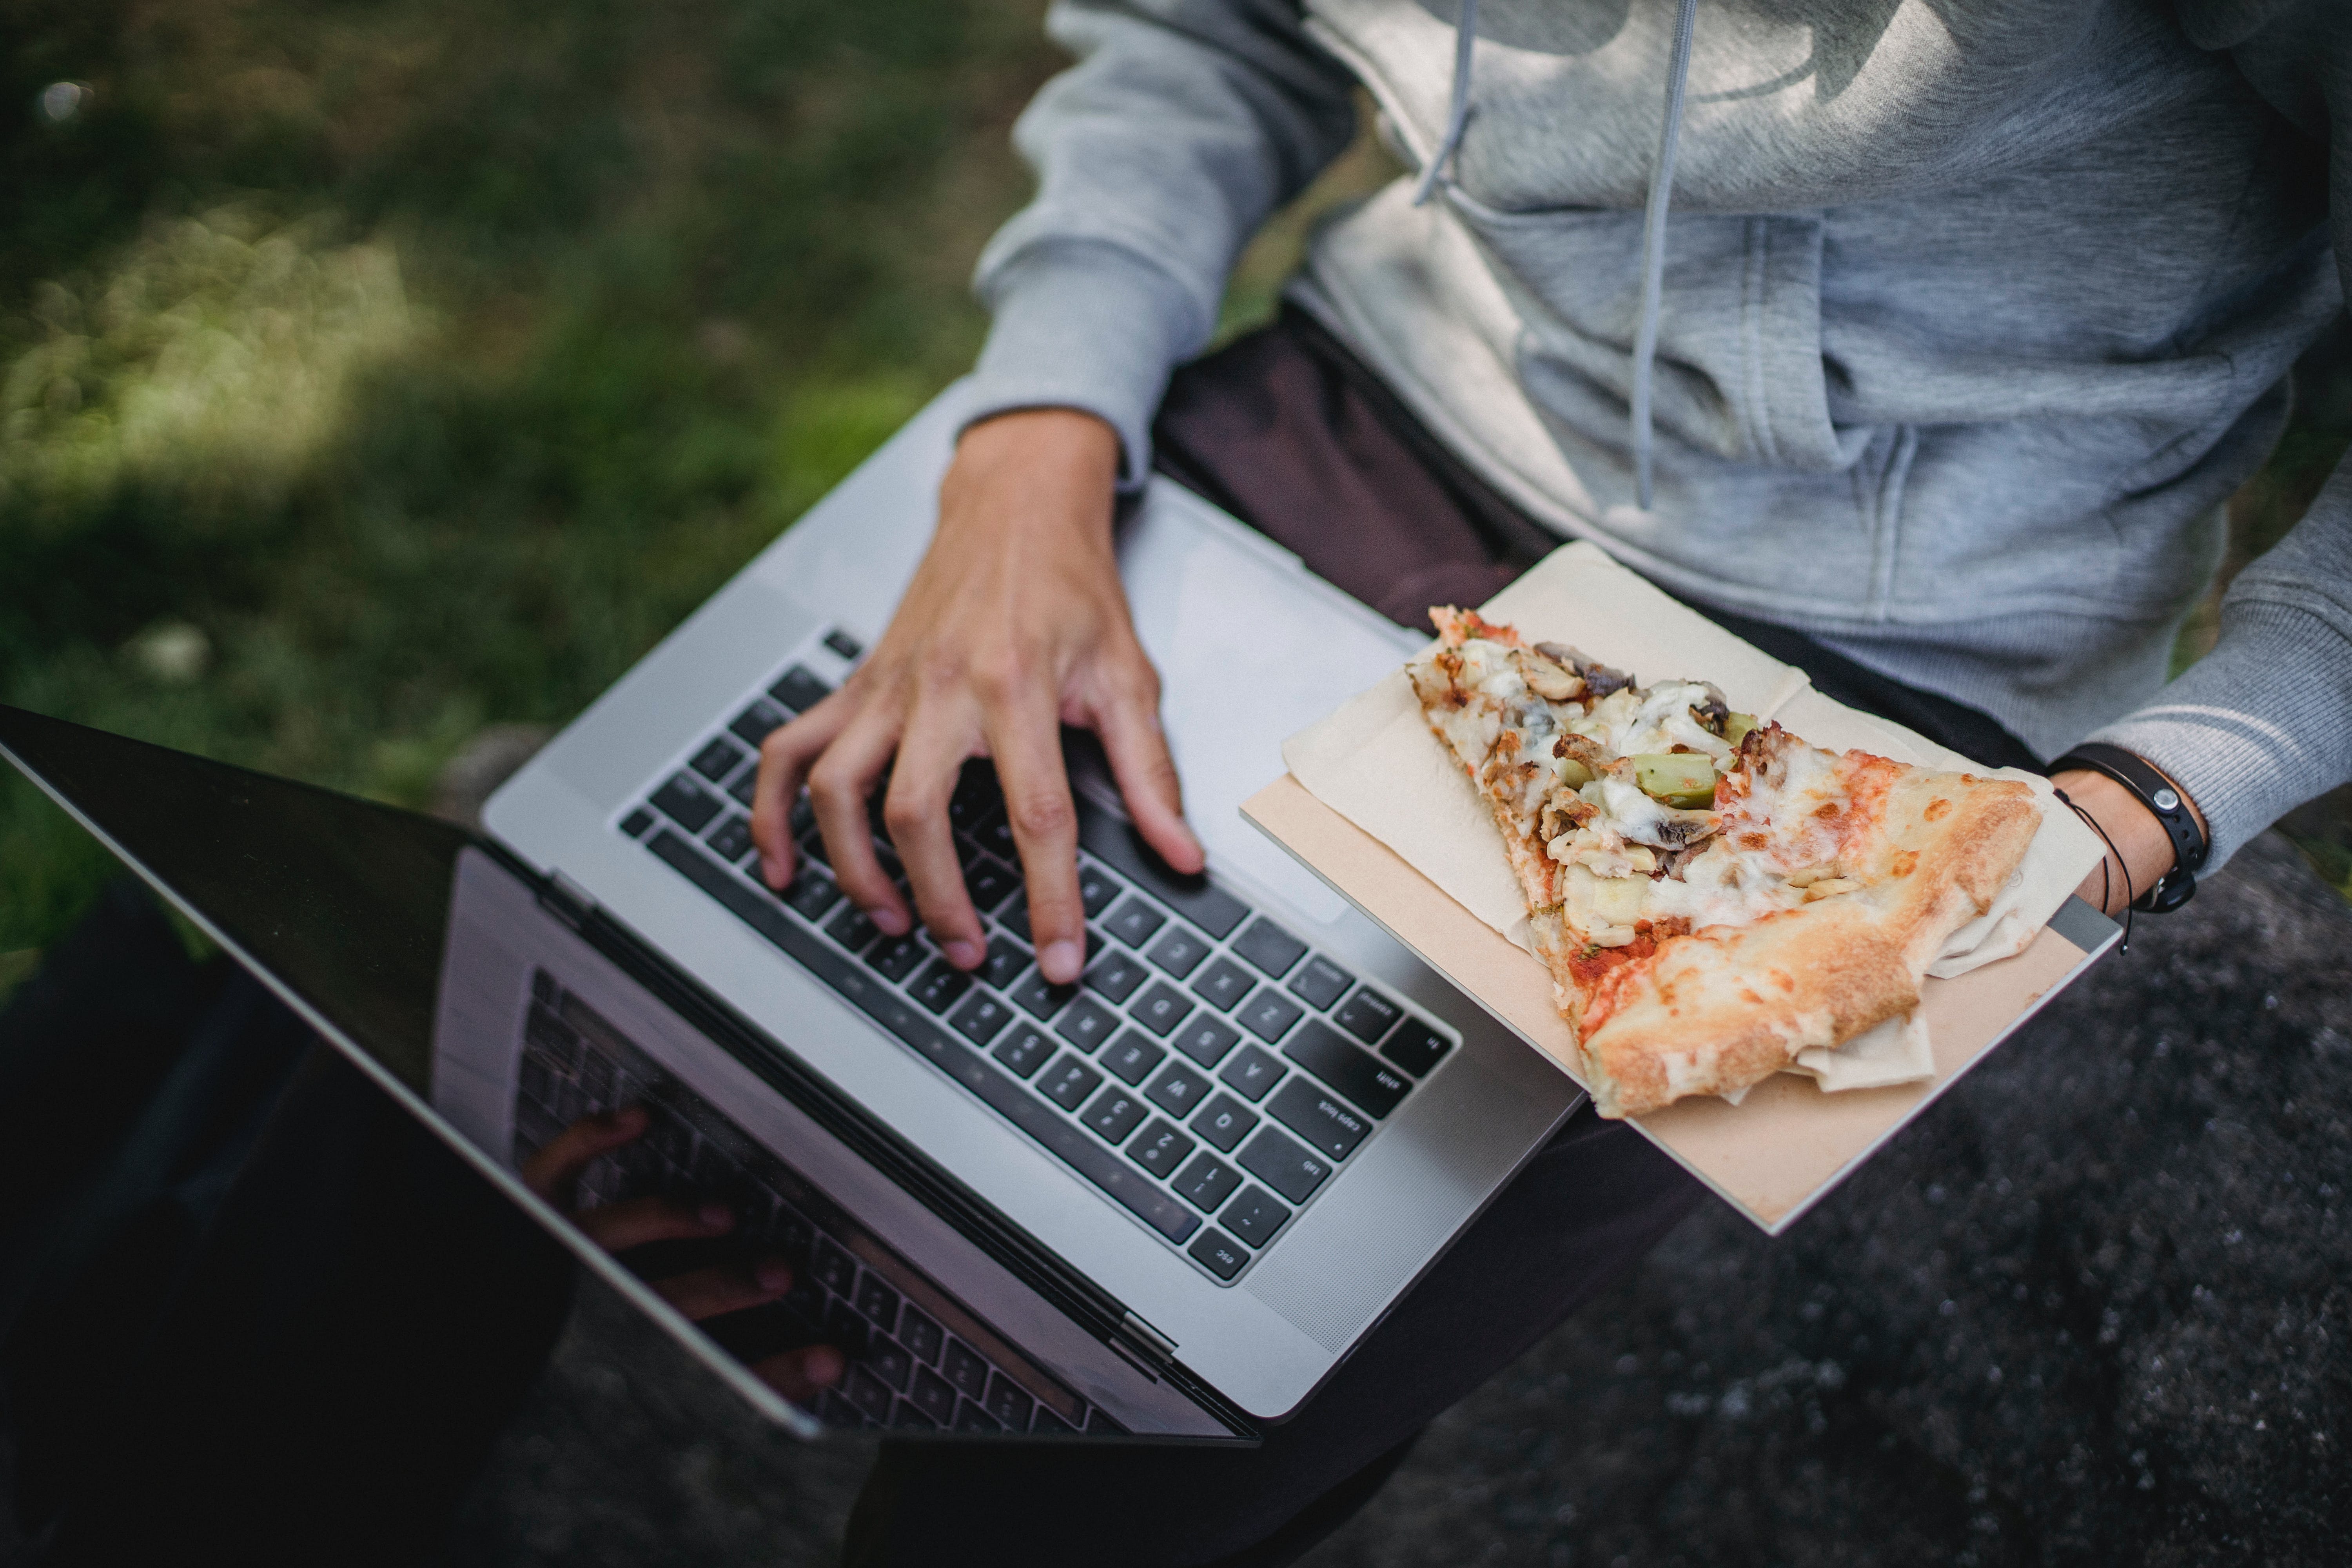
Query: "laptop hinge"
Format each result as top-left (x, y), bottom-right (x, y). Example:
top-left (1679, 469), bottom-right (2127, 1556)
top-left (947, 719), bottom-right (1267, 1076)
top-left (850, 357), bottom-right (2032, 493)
top-left (1117, 1310), bottom-right (1179, 1368)
top-left (540, 870), bottom-right (598, 930)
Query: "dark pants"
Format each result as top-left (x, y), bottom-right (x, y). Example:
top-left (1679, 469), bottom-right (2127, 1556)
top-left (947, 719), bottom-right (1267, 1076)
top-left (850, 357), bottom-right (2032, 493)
top-left (841, 309), bottom-right (2042, 1566)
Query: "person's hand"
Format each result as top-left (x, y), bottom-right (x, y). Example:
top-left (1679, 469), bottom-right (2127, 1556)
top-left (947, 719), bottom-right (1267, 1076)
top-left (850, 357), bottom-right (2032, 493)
top-left (749, 407), bottom-right (1204, 987)
top-left (2051, 764), bottom-right (2208, 918)
top-left (522, 1107), bottom-right (843, 1403)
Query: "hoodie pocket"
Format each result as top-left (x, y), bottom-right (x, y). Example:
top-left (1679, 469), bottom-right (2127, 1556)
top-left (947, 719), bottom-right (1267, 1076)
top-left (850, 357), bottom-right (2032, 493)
top-left (1438, 189), bottom-right (1864, 475)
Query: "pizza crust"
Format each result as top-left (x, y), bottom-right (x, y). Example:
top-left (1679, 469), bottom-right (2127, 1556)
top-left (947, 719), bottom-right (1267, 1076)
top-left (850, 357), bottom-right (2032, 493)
top-left (1548, 768), bottom-right (2040, 1117)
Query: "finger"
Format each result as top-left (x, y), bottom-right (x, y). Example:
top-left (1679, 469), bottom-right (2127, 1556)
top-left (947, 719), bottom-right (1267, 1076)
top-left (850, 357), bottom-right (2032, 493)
top-left (806, 712), bottom-right (914, 935)
top-left (652, 1256), bottom-right (795, 1322)
top-left (884, 696), bottom-right (988, 969)
top-left (752, 695), bottom-right (854, 891)
top-left (520, 1105), bottom-right (647, 1203)
top-left (983, 703), bottom-right (1088, 986)
top-left (1089, 653), bottom-right (1203, 875)
top-left (575, 1195), bottom-right (735, 1253)
top-left (753, 1343), bottom-right (847, 1405)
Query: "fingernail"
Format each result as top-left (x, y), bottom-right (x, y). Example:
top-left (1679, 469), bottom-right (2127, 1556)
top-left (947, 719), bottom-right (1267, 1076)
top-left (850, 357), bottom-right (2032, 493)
top-left (755, 1258), bottom-right (792, 1293)
top-left (1040, 939), bottom-right (1083, 985)
top-left (945, 938), bottom-right (980, 968)
top-left (699, 1201), bottom-right (733, 1229)
top-left (871, 906), bottom-right (910, 936)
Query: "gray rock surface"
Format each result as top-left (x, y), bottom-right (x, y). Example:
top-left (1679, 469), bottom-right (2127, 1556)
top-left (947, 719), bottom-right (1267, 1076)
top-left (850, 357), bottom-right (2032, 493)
top-left (445, 833), bottom-right (2350, 1566)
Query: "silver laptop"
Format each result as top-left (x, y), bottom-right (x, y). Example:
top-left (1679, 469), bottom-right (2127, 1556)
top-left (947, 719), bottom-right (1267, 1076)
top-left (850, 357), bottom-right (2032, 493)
top-left (3, 380), bottom-right (1579, 1443)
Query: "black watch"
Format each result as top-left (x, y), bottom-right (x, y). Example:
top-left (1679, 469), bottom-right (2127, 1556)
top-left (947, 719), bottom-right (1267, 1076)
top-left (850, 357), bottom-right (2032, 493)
top-left (2047, 742), bottom-right (2209, 913)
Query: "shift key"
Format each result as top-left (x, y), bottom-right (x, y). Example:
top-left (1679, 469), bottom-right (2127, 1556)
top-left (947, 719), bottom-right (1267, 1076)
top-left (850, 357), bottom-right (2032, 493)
top-left (1282, 1020), bottom-right (1409, 1117)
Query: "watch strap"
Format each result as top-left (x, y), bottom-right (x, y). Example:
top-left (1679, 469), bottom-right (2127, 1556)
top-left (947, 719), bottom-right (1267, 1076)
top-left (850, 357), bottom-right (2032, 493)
top-left (2048, 741), bottom-right (2208, 912)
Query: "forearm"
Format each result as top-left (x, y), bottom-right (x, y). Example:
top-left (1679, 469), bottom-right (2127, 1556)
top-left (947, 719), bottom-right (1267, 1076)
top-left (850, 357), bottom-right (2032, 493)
top-left (965, 0), bottom-right (1359, 484)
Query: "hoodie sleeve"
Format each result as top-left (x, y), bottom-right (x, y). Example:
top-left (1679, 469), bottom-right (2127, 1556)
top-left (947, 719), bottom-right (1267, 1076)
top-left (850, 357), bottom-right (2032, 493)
top-left (964, 0), bottom-right (1360, 486)
top-left (2088, 2), bottom-right (2352, 870)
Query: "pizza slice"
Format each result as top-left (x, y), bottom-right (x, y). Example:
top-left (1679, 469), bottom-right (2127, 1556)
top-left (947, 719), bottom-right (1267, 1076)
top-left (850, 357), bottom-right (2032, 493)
top-left (1406, 607), bottom-right (2040, 1118)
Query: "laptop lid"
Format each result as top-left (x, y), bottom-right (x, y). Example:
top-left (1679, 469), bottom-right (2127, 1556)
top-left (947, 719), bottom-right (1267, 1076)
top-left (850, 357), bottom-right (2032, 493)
top-left (0, 703), bottom-right (1255, 1442)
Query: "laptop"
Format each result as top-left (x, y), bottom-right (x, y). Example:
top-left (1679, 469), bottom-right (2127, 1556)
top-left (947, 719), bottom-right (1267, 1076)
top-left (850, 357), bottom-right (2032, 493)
top-left (0, 380), bottom-right (1580, 1443)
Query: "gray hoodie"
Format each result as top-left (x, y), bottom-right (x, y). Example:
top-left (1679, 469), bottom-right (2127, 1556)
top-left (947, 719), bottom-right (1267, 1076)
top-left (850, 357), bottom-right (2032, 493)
top-left (963, 0), bottom-right (2352, 871)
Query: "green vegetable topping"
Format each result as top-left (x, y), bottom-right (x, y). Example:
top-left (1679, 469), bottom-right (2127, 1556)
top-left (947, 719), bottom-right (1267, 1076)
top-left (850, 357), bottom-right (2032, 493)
top-left (1633, 752), bottom-right (1717, 809)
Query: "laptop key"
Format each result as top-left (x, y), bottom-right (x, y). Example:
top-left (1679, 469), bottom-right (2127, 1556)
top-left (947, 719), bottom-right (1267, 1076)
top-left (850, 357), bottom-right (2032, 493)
top-left (1333, 986), bottom-right (1403, 1045)
top-left (1076, 862), bottom-right (1123, 918)
top-left (1222, 1184), bottom-right (1294, 1247)
top-left (899, 1308), bottom-right (943, 1365)
top-left (1189, 1094), bottom-right (1258, 1153)
top-left (992, 1025), bottom-right (1054, 1078)
top-left (650, 773), bottom-right (722, 833)
top-left (1031, 1407), bottom-right (1077, 1436)
top-left (1080, 1085), bottom-right (1147, 1144)
top-left (1231, 916), bottom-right (1308, 979)
top-left (953, 1399), bottom-right (1004, 1434)
top-left (1128, 1118), bottom-right (1195, 1178)
top-left (865, 933), bottom-right (928, 983)
top-left (1218, 1044), bottom-right (1283, 1102)
top-left (782, 869), bottom-right (843, 922)
top-left (855, 1274), bottom-right (901, 1333)
top-left (963, 855), bottom-right (1020, 912)
top-left (909, 1367), bottom-right (957, 1424)
top-left (705, 814), bottom-right (755, 864)
top-left (1238, 1129), bottom-right (1331, 1204)
top-left (1074, 809), bottom-right (1248, 938)
top-left (1381, 1019), bottom-right (1454, 1078)
top-left (1267, 1076), bottom-right (1371, 1160)
top-left (980, 935), bottom-right (1031, 991)
top-left (1144, 923), bottom-right (1211, 980)
top-left (1191, 958), bottom-right (1255, 1012)
top-left (812, 1238), bottom-right (856, 1294)
top-left (1170, 1016), bottom-right (1240, 1069)
top-left (691, 735), bottom-right (745, 781)
top-left (1126, 981), bottom-right (1193, 1038)
top-left (869, 1341), bottom-right (913, 1393)
top-left (620, 806), bottom-right (655, 838)
top-left (824, 627), bottom-right (864, 661)
top-left (1082, 949), bottom-right (1150, 1005)
top-left (769, 664), bottom-right (833, 715)
top-left (727, 768), bottom-right (759, 808)
top-left (891, 1399), bottom-right (937, 1432)
top-left (909, 958), bottom-right (974, 1016)
top-left (1187, 1229), bottom-right (1248, 1280)
top-left (1171, 1151), bottom-right (1241, 1212)
top-left (941, 1340), bottom-right (989, 1399)
top-left (1144, 1060), bottom-right (1210, 1117)
top-left (1098, 1030), bottom-right (1165, 1087)
top-left (1283, 1019), bottom-right (1410, 1117)
top-left (825, 903), bottom-right (880, 955)
top-left (1236, 987), bottom-right (1304, 1043)
top-left (1102, 895), bottom-right (1167, 949)
top-left (1038, 1055), bottom-right (1102, 1111)
top-left (1008, 966), bottom-right (1075, 1021)
top-left (984, 1373), bottom-right (1035, 1432)
top-left (730, 699), bottom-right (788, 749)
top-left (949, 989), bottom-right (1014, 1045)
top-left (1287, 955), bottom-right (1354, 1011)
top-left (1053, 995), bottom-right (1120, 1053)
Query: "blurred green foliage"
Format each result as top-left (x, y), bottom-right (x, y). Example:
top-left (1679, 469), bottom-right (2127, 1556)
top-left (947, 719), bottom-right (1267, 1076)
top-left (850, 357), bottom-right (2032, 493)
top-left (1, 0), bottom-right (1063, 959)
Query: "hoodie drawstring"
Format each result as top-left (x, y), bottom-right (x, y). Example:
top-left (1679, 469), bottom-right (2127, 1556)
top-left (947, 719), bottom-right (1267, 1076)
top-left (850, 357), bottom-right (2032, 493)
top-left (1410, 0), bottom-right (1699, 511)
top-left (1410, 0), bottom-right (1480, 206)
top-left (1631, 0), bottom-right (1699, 510)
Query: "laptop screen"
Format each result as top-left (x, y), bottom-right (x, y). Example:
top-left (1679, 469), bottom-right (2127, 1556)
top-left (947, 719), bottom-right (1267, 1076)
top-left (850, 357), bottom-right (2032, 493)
top-left (0, 705), bottom-right (1240, 1442)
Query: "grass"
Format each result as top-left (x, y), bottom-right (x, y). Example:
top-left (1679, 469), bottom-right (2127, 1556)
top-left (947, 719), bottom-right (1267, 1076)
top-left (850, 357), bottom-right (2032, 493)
top-left (2, 0), bottom-right (2346, 1000)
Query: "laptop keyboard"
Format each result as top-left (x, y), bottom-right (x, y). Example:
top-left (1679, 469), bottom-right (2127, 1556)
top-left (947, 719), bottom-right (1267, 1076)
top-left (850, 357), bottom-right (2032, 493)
top-left (615, 626), bottom-right (1457, 1286)
top-left (514, 968), bottom-right (1109, 1434)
